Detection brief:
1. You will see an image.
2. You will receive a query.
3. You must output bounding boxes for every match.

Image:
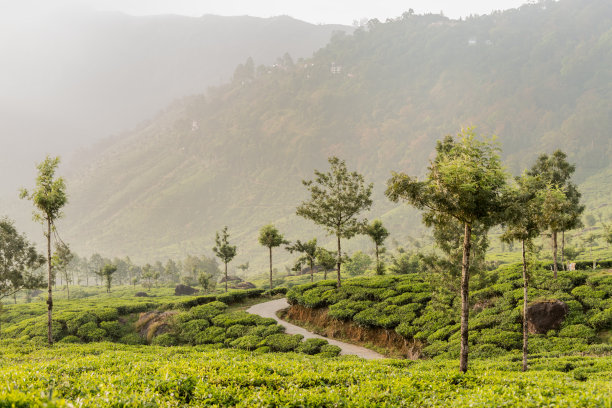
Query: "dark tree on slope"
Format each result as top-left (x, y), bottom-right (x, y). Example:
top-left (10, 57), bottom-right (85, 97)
top-left (526, 150), bottom-right (584, 275)
top-left (20, 156), bottom-right (68, 345)
top-left (259, 224), bottom-right (287, 293)
top-left (286, 239), bottom-right (318, 282)
top-left (500, 175), bottom-right (541, 372)
top-left (213, 226), bottom-right (237, 293)
top-left (365, 220), bottom-right (390, 275)
top-left (0, 217), bottom-right (45, 336)
top-left (296, 157), bottom-right (373, 287)
top-left (386, 130), bottom-right (507, 373)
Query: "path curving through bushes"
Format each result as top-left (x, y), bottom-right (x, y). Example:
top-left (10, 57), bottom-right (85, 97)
top-left (247, 298), bottom-right (385, 360)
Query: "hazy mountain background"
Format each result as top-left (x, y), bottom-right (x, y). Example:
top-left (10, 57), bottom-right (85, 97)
top-left (48, 0), bottom-right (612, 271)
top-left (0, 8), bottom-right (350, 196)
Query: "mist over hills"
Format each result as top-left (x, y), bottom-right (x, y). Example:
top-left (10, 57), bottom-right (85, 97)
top-left (0, 9), bottom-right (350, 196)
top-left (23, 0), bottom-right (612, 270)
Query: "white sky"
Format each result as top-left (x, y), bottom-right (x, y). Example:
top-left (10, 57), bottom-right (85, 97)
top-left (4, 0), bottom-right (530, 25)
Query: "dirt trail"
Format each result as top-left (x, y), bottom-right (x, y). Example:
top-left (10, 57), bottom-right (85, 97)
top-left (247, 298), bottom-right (385, 360)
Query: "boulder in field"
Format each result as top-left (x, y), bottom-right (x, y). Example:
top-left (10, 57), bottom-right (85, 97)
top-left (526, 300), bottom-right (568, 334)
top-left (174, 284), bottom-right (199, 296)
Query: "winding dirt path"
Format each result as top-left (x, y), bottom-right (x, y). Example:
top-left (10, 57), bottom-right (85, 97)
top-left (247, 298), bottom-right (386, 360)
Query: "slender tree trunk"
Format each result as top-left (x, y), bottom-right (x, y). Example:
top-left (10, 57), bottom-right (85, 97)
top-left (561, 230), bottom-right (566, 271)
top-left (66, 281), bottom-right (70, 300)
top-left (375, 243), bottom-right (380, 274)
top-left (310, 258), bottom-right (314, 282)
top-left (552, 231), bottom-right (558, 279)
top-left (47, 219), bottom-right (53, 345)
top-left (269, 247), bottom-right (273, 295)
top-left (459, 222), bottom-right (472, 374)
top-left (522, 239), bottom-right (529, 372)
top-left (336, 234), bottom-right (342, 288)
top-left (224, 262), bottom-right (228, 293)
top-left (13, 293), bottom-right (17, 304)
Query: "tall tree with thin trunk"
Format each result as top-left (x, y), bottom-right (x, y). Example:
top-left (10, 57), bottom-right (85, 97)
top-left (20, 156), bottom-right (67, 345)
top-left (527, 150), bottom-right (583, 276)
top-left (296, 157), bottom-right (373, 287)
top-left (258, 224), bottom-right (287, 293)
top-left (286, 239), bottom-right (318, 282)
top-left (213, 226), bottom-right (237, 292)
top-left (386, 130), bottom-right (507, 373)
top-left (365, 220), bottom-right (390, 275)
top-left (535, 185), bottom-right (573, 279)
top-left (500, 175), bottom-right (541, 372)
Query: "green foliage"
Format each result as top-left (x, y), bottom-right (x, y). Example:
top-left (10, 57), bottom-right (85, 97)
top-left (263, 333), bottom-right (304, 352)
top-left (343, 251), bottom-right (372, 276)
top-left (296, 338), bottom-right (329, 355)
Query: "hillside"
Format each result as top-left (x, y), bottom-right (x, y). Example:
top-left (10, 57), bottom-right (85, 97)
top-left (62, 0), bottom-right (612, 265)
top-left (0, 9), bottom-right (350, 196)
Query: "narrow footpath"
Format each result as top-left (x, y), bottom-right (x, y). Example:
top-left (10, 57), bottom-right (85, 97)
top-left (247, 298), bottom-right (385, 360)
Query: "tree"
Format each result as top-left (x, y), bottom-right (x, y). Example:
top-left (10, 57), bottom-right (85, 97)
top-left (296, 157), bottom-right (373, 287)
top-left (237, 262), bottom-right (250, 279)
top-left (259, 225), bottom-right (287, 293)
top-left (20, 156), bottom-right (68, 344)
top-left (198, 272), bottom-right (212, 293)
top-left (535, 185), bottom-right (573, 278)
top-left (96, 263), bottom-right (117, 293)
top-left (344, 251), bottom-right (372, 276)
top-left (0, 218), bottom-right (45, 336)
top-left (500, 175), bottom-right (541, 372)
top-left (286, 239), bottom-right (318, 282)
top-left (315, 247), bottom-right (337, 279)
top-left (51, 242), bottom-right (74, 299)
top-left (213, 226), bottom-right (237, 292)
top-left (583, 233), bottom-right (600, 269)
top-left (527, 150), bottom-right (584, 276)
top-left (603, 223), bottom-right (612, 248)
top-left (365, 220), bottom-right (390, 274)
top-left (386, 130), bottom-right (507, 373)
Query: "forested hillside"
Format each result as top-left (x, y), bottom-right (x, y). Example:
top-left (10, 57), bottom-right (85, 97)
top-left (63, 0), bottom-right (612, 265)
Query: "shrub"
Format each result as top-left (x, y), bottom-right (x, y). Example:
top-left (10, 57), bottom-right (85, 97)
top-left (226, 324), bottom-right (248, 339)
top-left (77, 322), bottom-right (107, 342)
top-left (179, 319), bottom-right (211, 343)
top-left (395, 322), bottom-right (417, 339)
top-left (190, 302), bottom-right (227, 320)
top-left (195, 327), bottom-right (226, 345)
top-left (94, 308), bottom-right (119, 322)
top-left (297, 338), bottom-right (328, 355)
top-left (319, 344), bottom-right (342, 357)
top-left (247, 324), bottom-right (285, 337)
top-left (66, 313), bottom-right (97, 335)
top-left (152, 334), bottom-right (178, 347)
top-left (558, 324), bottom-right (596, 342)
top-left (212, 312), bottom-right (274, 328)
top-left (422, 341), bottom-right (449, 358)
top-left (100, 321), bottom-right (123, 339)
top-left (59, 335), bottom-right (81, 344)
top-left (471, 344), bottom-right (506, 358)
top-left (476, 329), bottom-right (522, 350)
top-left (120, 333), bottom-right (144, 345)
top-left (353, 308), bottom-right (399, 329)
top-left (301, 286), bottom-right (335, 308)
top-left (328, 300), bottom-right (373, 321)
top-left (263, 334), bottom-right (303, 352)
top-left (589, 308), bottom-right (612, 329)
top-left (230, 335), bottom-right (263, 351)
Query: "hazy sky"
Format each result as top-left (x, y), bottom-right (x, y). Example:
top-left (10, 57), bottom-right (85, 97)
top-left (6, 0), bottom-right (529, 25)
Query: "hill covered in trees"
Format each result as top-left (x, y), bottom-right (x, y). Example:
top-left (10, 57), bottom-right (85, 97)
top-left (62, 0), bottom-right (612, 265)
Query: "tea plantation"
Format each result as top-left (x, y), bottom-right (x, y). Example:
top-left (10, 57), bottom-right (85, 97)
top-left (0, 343), bottom-right (610, 407)
top-left (287, 265), bottom-right (612, 358)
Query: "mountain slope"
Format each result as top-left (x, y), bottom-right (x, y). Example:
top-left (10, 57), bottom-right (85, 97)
top-left (0, 10), bottom-right (350, 196)
top-left (63, 0), bottom-right (612, 267)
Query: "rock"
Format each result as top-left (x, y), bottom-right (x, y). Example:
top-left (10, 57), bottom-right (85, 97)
top-left (219, 275), bottom-right (242, 283)
top-left (174, 284), bottom-right (199, 296)
top-left (134, 292), bottom-right (149, 297)
top-left (526, 300), bottom-right (569, 334)
top-left (232, 281), bottom-right (256, 290)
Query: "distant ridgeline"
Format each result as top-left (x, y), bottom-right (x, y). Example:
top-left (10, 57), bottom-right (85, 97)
top-left (64, 0), bottom-right (612, 263)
